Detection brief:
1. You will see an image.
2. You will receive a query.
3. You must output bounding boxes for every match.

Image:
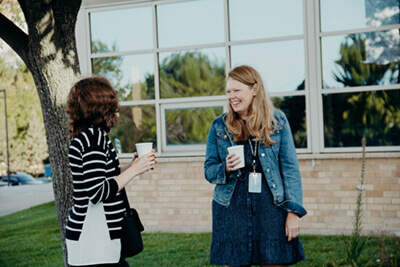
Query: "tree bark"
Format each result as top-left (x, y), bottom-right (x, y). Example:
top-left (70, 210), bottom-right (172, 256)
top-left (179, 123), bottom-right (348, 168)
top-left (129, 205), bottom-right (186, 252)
top-left (0, 0), bottom-right (82, 265)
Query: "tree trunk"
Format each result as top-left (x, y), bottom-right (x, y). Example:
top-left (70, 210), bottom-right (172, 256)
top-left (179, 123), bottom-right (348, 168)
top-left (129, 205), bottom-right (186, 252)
top-left (28, 67), bottom-right (77, 266)
top-left (0, 1), bottom-right (82, 265)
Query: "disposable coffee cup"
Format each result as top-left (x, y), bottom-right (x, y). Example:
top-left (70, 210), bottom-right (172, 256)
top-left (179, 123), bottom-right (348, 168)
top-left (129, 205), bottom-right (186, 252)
top-left (227, 145), bottom-right (245, 169)
top-left (135, 142), bottom-right (153, 157)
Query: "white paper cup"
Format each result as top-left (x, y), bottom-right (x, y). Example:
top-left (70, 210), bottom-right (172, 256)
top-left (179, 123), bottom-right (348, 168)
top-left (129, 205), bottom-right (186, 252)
top-left (135, 142), bottom-right (153, 157)
top-left (227, 145), bottom-right (245, 169)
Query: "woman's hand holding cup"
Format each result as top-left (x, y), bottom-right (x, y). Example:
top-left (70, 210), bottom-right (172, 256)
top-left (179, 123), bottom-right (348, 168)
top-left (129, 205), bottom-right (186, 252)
top-left (226, 145), bottom-right (244, 172)
top-left (225, 153), bottom-right (241, 172)
top-left (132, 149), bottom-right (157, 175)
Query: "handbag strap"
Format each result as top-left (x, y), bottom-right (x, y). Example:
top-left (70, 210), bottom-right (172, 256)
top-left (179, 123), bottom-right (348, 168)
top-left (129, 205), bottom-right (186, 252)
top-left (121, 188), bottom-right (131, 212)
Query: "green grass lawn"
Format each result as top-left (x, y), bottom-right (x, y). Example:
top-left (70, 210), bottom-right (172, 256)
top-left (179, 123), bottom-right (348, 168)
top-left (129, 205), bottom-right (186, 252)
top-left (0, 202), bottom-right (398, 266)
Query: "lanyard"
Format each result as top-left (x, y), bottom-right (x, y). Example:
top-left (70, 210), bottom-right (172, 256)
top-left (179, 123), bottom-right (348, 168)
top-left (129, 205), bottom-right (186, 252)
top-left (248, 139), bottom-right (258, 174)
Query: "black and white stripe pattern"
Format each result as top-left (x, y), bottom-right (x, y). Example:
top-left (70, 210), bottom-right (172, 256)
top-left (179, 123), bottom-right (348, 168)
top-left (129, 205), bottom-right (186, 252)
top-left (66, 127), bottom-right (126, 241)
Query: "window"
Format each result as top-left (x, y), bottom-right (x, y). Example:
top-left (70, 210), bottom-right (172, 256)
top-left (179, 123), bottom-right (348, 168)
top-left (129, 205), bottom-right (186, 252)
top-left (157, 0), bottom-right (224, 48)
top-left (229, 0), bottom-right (303, 41)
top-left (319, 0), bottom-right (400, 151)
top-left (162, 103), bottom-right (225, 152)
top-left (79, 0), bottom-right (400, 155)
top-left (159, 48), bottom-right (226, 99)
top-left (90, 6), bottom-right (153, 53)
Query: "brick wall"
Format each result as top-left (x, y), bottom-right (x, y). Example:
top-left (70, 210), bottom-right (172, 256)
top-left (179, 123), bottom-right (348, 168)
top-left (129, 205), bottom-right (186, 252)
top-left (122, 153), bottom-right (400, 236)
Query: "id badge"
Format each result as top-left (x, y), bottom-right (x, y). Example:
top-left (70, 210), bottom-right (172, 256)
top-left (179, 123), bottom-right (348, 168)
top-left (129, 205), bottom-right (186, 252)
top-left (249, 172), bottom-right (262, 193)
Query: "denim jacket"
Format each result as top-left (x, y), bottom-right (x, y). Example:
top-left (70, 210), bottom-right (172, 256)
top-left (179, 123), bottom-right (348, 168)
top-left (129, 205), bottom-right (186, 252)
top-left (204, 109), bottom-right (307, 218)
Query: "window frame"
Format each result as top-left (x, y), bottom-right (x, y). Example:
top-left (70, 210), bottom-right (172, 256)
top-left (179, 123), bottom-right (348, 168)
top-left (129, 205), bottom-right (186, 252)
top-left (314, 0), bottom-right (400, 153)
top-left (161, 100), bottom-right (227, 153)
top-left (76, 0), bottom-right (400, 157)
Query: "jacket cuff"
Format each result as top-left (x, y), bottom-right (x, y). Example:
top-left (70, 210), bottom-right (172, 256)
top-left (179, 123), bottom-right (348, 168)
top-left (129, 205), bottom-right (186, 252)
top-left (277, 200), bottom-right (307, 218)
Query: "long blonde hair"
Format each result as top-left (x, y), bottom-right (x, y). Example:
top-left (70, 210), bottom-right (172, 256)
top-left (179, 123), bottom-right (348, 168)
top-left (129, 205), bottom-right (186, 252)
top-left (226, 65), bottom-right (276, 146)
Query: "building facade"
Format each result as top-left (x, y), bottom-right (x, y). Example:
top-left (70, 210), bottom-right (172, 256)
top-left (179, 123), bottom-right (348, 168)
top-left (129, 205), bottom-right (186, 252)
top-left (76, 0), bottom-right (400, 236)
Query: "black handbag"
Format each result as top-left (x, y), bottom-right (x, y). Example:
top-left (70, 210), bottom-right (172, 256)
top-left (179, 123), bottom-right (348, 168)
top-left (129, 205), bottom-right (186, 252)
top-left (120, 188), bottom-right (144, 258)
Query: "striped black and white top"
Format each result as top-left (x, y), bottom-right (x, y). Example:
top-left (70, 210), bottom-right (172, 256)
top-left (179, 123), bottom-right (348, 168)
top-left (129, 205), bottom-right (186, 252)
top-left (66, 126), bottom-right (125, 241)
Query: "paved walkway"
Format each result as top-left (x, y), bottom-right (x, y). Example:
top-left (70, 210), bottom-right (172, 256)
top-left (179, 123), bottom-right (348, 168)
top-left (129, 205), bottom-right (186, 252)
top-left (0, 182), bottom-right (54, 217)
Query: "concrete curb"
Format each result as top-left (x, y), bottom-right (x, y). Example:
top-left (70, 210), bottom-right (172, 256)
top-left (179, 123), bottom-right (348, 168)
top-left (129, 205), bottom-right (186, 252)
top-left (0, 182), bottom-right (55, 217)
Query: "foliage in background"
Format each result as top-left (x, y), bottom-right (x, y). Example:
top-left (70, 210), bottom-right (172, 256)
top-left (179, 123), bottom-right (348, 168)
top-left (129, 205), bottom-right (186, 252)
top-left (1, 0), bottom-right (83, 262)
top-left (342, 137), bottom-right (370, 266)
top-left (1, 201), bottom-right (399, 266)
top-left (96, 50), bottom-right (227, 150)
top-left (93, 45), bottom-right (310, 149)
top-left (92, 33), bottom-right (400, 151)
top-left (0, 57), bottom-right (48, 176)
top-left (165, 106), bottom-right (223, 145)
top-left (0, 0), bottom-right (48, 176)
top-left (272, 80), bottom-right (307, 148)
top-left (159, 51), bottom-right (226, 145)
top-left (333, 35), bottom-right (398, 87)
top-left (324, 34), bottom-right (400, 147)
top-left (159, 51), bottom-right (226, 98)
top-left (0, 0), bottom-right (26, 65)
top-left (91, 41), bottom-right (157, 152)
top-left (91, 40), bottom-right (124, 92)
top-left (109, 105), bottom-right (157, 153)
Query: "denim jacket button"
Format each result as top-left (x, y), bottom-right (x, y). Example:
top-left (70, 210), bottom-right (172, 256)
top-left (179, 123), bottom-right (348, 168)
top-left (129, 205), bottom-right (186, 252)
top-left (261, 153), bottom-right (265, 157)
top-left (272, 183), bottom-right (276, 188)
top-left (267, 168), bottom-right (270, 172)
top-left (237, 174), bottom-right (239, 177)
top-left (224, 135), bottom-right (227, 138)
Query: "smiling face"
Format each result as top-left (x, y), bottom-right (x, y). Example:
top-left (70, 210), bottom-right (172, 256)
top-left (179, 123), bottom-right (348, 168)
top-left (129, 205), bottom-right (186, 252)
top-left (226, 77), bottom-right (256, 120)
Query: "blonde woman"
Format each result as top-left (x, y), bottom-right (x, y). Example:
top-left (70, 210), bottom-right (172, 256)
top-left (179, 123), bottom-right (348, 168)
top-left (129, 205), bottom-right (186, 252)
top-left (204, 65), bottom-right (306, 266)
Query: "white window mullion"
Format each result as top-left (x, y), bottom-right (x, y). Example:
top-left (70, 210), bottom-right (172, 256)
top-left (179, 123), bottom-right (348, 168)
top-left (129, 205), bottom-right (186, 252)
top-left (224, 0), bottom-right (231, 76)
top-left (323, 146), bottom-right (400, 153)
top-left (76, 8), bottom-right (91, 76)
top-left (315, 0), bottom-right (326, 153)
top-left (228, 34), bottom-right (305, 47)
top-left (270, 90), bottom-right (306, 98)
top-left (319, 23), bottom-right (400, 38)
top-left (153, 3), bottom-right (162, 154)
top-left (322, 84), bottom-right (400, 95)
top-left (304, 0), bottom-right (323, 154)
top-left (160, 102), bottom-right (168, 153)
top-left (301, 0), bottom-right (312, 154)
top-left (90, 49), bottom-right (154, 58)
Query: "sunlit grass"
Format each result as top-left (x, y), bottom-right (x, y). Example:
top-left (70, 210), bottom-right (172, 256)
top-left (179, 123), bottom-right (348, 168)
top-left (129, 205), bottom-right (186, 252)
top-left (0, 202), bottom-right (398, 266)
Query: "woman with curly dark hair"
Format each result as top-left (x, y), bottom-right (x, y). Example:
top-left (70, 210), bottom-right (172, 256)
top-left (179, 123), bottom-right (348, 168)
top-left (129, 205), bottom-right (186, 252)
top-left (65, 76), bottom-right (156, 266)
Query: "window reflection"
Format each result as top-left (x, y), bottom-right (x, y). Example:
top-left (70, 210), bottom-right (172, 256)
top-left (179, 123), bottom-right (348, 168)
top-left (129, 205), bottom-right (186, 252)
top-left (90, 6), bottom-right (153, 53)
top-left (109, 105), bottom-right (157, 153)
top-left (92, 53), bottom-right (155, 101)
top-left (323, 89), bottom-right (400, 147)
top-left (166, 106), bottom-right (224, 145)
top-left (229, 0), bottom-right (303, 41)
top-left (231, 40), bottom-right (305, 93)
top-left (157, 0), bottom-right (224, 48)
top-left (321, 30), bottom-right (399, 89)
top-left (272, 95), bottom-right (307, 148)
top-left (159, 48), bottom-right (226, 98)
top-left (320, 0), bottom-right (400, 32)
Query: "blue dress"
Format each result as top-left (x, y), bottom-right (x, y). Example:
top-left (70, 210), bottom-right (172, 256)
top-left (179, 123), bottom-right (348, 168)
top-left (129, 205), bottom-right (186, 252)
top-left (210, 139), bottom-right (305, 266)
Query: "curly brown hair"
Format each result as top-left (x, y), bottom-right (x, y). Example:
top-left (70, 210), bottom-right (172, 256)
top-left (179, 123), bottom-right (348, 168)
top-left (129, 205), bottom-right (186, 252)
top-left (66, 76), bottom-right (120, 138)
